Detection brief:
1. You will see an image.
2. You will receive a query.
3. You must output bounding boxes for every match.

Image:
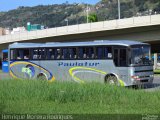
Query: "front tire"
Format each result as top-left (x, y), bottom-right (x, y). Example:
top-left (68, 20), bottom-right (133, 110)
top-left (37, 73), bottom-right (47, 81)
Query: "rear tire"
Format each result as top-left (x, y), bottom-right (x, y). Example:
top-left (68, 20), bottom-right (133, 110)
top-left (105, 75), bottom-right (118, 85)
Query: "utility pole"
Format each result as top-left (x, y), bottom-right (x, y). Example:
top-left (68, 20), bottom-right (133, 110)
top-left (87, 4), bottom-right (89, 23)
top-left (118, 0), bottom-right (121, 19)
top-left (133, 0), bottom-right (136, 16)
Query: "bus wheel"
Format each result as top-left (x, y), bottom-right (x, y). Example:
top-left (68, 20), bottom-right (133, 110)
top-left (37, 73), bottom-right (47, 80)
top-left (105, 75), bottom-right (118, 85)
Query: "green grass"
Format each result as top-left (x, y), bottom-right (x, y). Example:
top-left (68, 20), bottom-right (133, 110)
top-left (0, 80), bottom-right (160, 115)
top-left (154, 69), bottom-right (160, 74)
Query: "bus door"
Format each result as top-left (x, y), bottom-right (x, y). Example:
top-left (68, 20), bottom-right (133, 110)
top-left (2, 49), bottom-right (9, 73)
top-left (113, 47), bottom-right (129, 82)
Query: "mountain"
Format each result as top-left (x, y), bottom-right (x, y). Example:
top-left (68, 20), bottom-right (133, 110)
top-left (0, 0), bottom-right (160, 29)
top-left (96, 0), bottom-right (160, 20)
top-left (0, 3), bottom-right (94, 29)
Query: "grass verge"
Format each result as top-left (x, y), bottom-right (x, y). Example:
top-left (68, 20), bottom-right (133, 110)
top-left (0, 80), bottom-right (160, 115)
top-left (154, 69), bottom-right (160, 75)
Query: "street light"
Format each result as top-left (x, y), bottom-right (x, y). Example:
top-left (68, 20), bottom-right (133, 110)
top-left (149, 9), bottom-right (152, 23)
top-left (87, 4), bottom-right (89, 23)
top-left (65, 19), bottom-right (68, 26)
top-left (118, 0), bottom-right (121, 19)
top-left (86, 2), bottom-right (90, 23)
top-left (65, 19), bottom-right (68, 32)
top-left (149, 9), bottom-right (152, 15)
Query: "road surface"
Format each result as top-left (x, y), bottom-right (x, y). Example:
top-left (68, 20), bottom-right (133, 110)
top-left (145, 76), bottom-right (160, 91)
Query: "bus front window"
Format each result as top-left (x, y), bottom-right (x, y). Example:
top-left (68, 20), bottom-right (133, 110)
top-left (131, 45), bottom-right (151, 65)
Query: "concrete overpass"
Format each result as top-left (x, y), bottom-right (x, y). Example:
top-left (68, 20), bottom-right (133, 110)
top-left (0, 14), bottom-right (160, 52)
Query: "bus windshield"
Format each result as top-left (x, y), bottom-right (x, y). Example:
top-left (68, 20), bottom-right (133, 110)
top-left (131, 45), bottom-right (151, 65)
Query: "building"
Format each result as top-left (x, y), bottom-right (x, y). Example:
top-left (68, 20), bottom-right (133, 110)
top-left (0, 27), bottom-right (5, 36)
top-left (11, 27), bottom-right (26, 34)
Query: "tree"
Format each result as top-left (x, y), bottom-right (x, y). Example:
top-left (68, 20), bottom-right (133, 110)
top-left (88, 13), bottom-right (98, 22)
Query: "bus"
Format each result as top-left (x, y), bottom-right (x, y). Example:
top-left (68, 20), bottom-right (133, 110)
top-left (2, 49), bottom-right (9, 73)
top-left (8, 40), bottom-right (154, 86)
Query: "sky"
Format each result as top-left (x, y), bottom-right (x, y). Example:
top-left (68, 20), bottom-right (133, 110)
top-left (0, 0), bottom-right (100, 12)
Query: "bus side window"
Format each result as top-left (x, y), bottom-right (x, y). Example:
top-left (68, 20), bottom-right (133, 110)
top-left (47, 48), bottom-right (55, 59)
top-left (32, 49), bottom-right (38, 59)
top-left (104, 47), bottom-right (112, 59)
top-left (62, 48), bottom-right (68, 59)
top-left (24, 49), bottom-right (30, 60)
top-left (17, 49), bottom-right (24, 60)
top-left (55, 48), bottom-right (61, 59)
top-left (96, 47), bottom-right (103, 59)
top-left (86, 47), bottom-right (94, 59)
top-left (46, 48), bottom-right (50, 59)
top-left (69, 48), bottom-right (77, 59)
top-left (78, 47), bottom-right (84, 59)
top-left (39, 48), bottom-right (45, 59)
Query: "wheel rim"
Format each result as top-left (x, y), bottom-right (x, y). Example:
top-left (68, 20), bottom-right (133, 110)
top-left (109, 79), bottom-right (115, 85)
top-left (38, 75), bottom-right (47, 80)
top-left (107, 76), bottom-right (117, 85)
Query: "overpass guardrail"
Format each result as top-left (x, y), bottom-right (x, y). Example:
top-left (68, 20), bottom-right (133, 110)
top-left (0, 14), bottom-right (160, 44)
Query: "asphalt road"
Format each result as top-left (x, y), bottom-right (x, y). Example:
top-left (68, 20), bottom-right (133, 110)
top-left (144, 76), bottom-right (160, 91)
top-left (0, 72), bottom-right (160, 91)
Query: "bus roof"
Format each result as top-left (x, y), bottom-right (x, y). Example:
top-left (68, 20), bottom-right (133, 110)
top-left (9, 40), bottom-right (149, 48)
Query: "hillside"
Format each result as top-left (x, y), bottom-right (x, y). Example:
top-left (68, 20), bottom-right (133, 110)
top-left (0, 0), bottom-right (160, 29)
top-left (0, 4), bottom-right (92, 29)
top-left (96, 0), bottom-right (160, 20)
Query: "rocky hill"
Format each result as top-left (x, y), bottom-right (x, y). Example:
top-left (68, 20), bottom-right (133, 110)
top-left (0, 0), bottom-right (160, 29)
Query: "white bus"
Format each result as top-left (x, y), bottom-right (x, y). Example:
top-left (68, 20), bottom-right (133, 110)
top-left (9, 40), bottom-right (154, 86)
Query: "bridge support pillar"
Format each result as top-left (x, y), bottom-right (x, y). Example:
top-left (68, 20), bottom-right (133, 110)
top-left (154, 53), bottom-right (157, 70)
